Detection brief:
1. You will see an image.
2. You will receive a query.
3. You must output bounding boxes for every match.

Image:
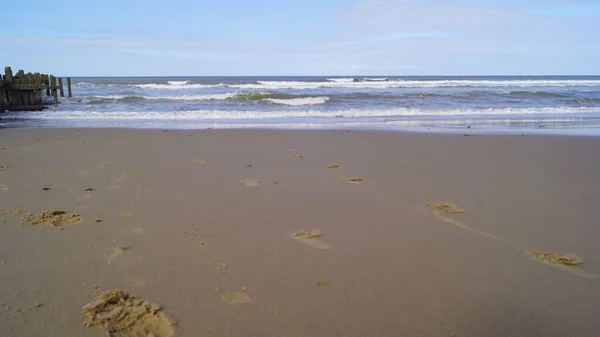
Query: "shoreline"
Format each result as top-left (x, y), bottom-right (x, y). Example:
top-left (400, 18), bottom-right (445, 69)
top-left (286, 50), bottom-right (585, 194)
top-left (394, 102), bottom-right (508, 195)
top-left (1, 128), bottom-right (600, 336)
top-left (2, 123), bottom-right (600, 137)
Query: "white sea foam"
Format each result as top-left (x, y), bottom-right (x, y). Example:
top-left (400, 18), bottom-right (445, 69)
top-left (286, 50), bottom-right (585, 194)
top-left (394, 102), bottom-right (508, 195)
top-left (167, 80), bottom-right (190, 85)
top-left (95, 95), bottom-right (132, 100)
top-left (229, 79), bottom-right (600, 90)
top-left (327, 78), bottom-right (355, 83)
top-left (133, 83), bottom-right (223, 89)
top-left (93, 93), bottom-right (271, 101)
top-left (364, 78), bottom-right (388, 81)
top-left (144, 93), bottom-right (237, 100)
top-left (10, 107), bottom-right (598, 120)
top-left (263, 96), bottom-right (330, 106)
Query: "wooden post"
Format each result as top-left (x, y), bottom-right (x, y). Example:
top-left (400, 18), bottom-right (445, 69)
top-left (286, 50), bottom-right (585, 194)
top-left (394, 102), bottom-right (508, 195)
top-left (42, 74), bottom-right (50, 96)
top-left (67, 77), bottom-right (72, 97)
top-left (58, 78), bottom-right (64, 97)
top-left (50, 75), bottom-right (59, 104)
top-left (27, 73), bottom-right (35, 105)
top-left (0, 82), bottom-right (5, 110)
top-left (16, 70), bottom-right (27, 106)
top-left (34, 73), bottom-right (42, 104)
top-left (4, 67), bottom-right (15, 107)
top-left (0, 68), bottom-right (8, 109)
top-left (5, 67), bottom-right (13, 83)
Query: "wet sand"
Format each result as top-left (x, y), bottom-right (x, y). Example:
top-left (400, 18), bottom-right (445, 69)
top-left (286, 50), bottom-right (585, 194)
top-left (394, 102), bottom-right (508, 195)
top-left (1, 128), bottom-right (600, 337)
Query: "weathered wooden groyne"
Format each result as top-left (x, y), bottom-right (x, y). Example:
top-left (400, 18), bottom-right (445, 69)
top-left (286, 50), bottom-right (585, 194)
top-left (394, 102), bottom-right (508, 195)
top-left (0, 66), bottom-right (72, 112)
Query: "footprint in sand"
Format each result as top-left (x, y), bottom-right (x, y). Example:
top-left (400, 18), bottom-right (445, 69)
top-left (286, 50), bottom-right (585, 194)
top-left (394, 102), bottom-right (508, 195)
top-left (76, 169), bottom-right (90, 177)
top-left (192, 159), bottom-right (208, 165)
top-left (0, 185), bottom-right (7, 191)
top-left (82, 289), bottom-right (174, 337)
top-left (96, 161), bottom-right (110, 169)
top-left (427, 201), bottom-right (509, 242)
top-left (0, 165), bottom-right (9, 171)
top-left (117, 212), bottom-right (140, 224)
top-left (137, 185), bottom-right (154, 198)
top-left (117, 211), bottom-right (136, 219)
top-left (526, 248), bottom-right (598, 278)
top-left (427, 201), bottom-right (598, 279)
top-left (77, 193), bottom-right (92, 201)
top-left (292, 229), bottom-right (333, 250)
top-left (129, 278), bottom-right (152, 288)
top-left (339, 176), bottom-right (363, 184)
top-left (129, 227), bottom-right (146, 236)
top-left (239, 179), bottom-right (260, 187)
top-left (221, 292), bottom-right (253, 305)
top-left (104, 246), bottom-right (132, 264)
top-left (428, 201), bottom-right (465, 214)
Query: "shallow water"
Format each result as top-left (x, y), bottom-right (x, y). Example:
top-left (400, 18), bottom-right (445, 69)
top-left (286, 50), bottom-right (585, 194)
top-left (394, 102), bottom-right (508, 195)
top-left (3, 76), bottom-right (600, 134)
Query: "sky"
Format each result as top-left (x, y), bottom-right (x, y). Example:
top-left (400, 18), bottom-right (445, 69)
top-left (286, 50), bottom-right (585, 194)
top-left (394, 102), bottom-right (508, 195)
top-left (1, 0), bottom-right (599, 76)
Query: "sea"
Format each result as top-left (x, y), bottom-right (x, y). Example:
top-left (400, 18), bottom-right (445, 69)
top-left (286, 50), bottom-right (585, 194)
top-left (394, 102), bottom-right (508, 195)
top-left (3, 76), bottom-right (600, 135)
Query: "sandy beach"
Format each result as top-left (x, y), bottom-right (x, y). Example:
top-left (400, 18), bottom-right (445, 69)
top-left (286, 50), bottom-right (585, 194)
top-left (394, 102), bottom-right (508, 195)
top-left (1, 128), bottom-right (600, 337)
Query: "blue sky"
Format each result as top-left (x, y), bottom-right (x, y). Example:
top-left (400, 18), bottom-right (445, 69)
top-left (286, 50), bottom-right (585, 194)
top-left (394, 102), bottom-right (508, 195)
top-left (2, 0), bottom-right (599, 76)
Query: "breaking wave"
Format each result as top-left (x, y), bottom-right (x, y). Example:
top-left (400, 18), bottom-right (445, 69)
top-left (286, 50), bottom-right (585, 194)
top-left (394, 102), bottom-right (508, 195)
top-left (264, 96), bottom-right (330, 106)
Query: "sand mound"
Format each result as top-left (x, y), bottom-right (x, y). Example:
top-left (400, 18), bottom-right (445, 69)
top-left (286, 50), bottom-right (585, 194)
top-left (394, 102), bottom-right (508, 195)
top-left (339, 176), bottom-right (362, 184)
top-left (24, 210), bottom-right (83, 227)
top-left (427, 201), bottom-right (465, 214)
top-left (526, 248), bottom-right (584, 266)
top-left (325, 164), bottom-right (341, 169)
top-left (82, 289), bottom-right (174, 337)
top-left (221, 292), bottom-right (253, 305)
top-left (239, 179), bottom-right (260, 187)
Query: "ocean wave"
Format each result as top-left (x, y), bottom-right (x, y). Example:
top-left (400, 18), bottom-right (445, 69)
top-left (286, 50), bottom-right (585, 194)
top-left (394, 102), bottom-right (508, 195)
top-left (229, 79), bottom-right (600, 90)
top-left (133, 83), bottom-right (224, 89)
top-left (85, 92), bottom-right (330, 103)
top-left (167, 80), bottom-right (190, 85)
top-left (327, 77), bottom-right (388, 83)
top-left (12, 106), bottom-right (599, 120)
top-left (564, 98), bottom-right (600, 104)
top-left (327, 78), bottom-right (355, 83)
top-left (91, 93), bottom-right (239, 101)
top-left (77, 79), bottom-right (600, 91)
top-left (263, 96), bottom-right (330, 106)
top-left (363, 78), bottom-right (388, 82)
top-left (499, 91), bottom-right (568, 98)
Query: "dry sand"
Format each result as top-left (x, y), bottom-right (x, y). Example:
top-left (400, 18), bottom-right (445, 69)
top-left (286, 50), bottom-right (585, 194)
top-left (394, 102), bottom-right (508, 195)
top-left (1, 128), bottom-right (600, 336)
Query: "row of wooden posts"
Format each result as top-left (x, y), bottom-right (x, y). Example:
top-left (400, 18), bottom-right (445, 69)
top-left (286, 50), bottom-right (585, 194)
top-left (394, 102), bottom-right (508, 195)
top-left (0, 66), bottom-right (72, 112)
